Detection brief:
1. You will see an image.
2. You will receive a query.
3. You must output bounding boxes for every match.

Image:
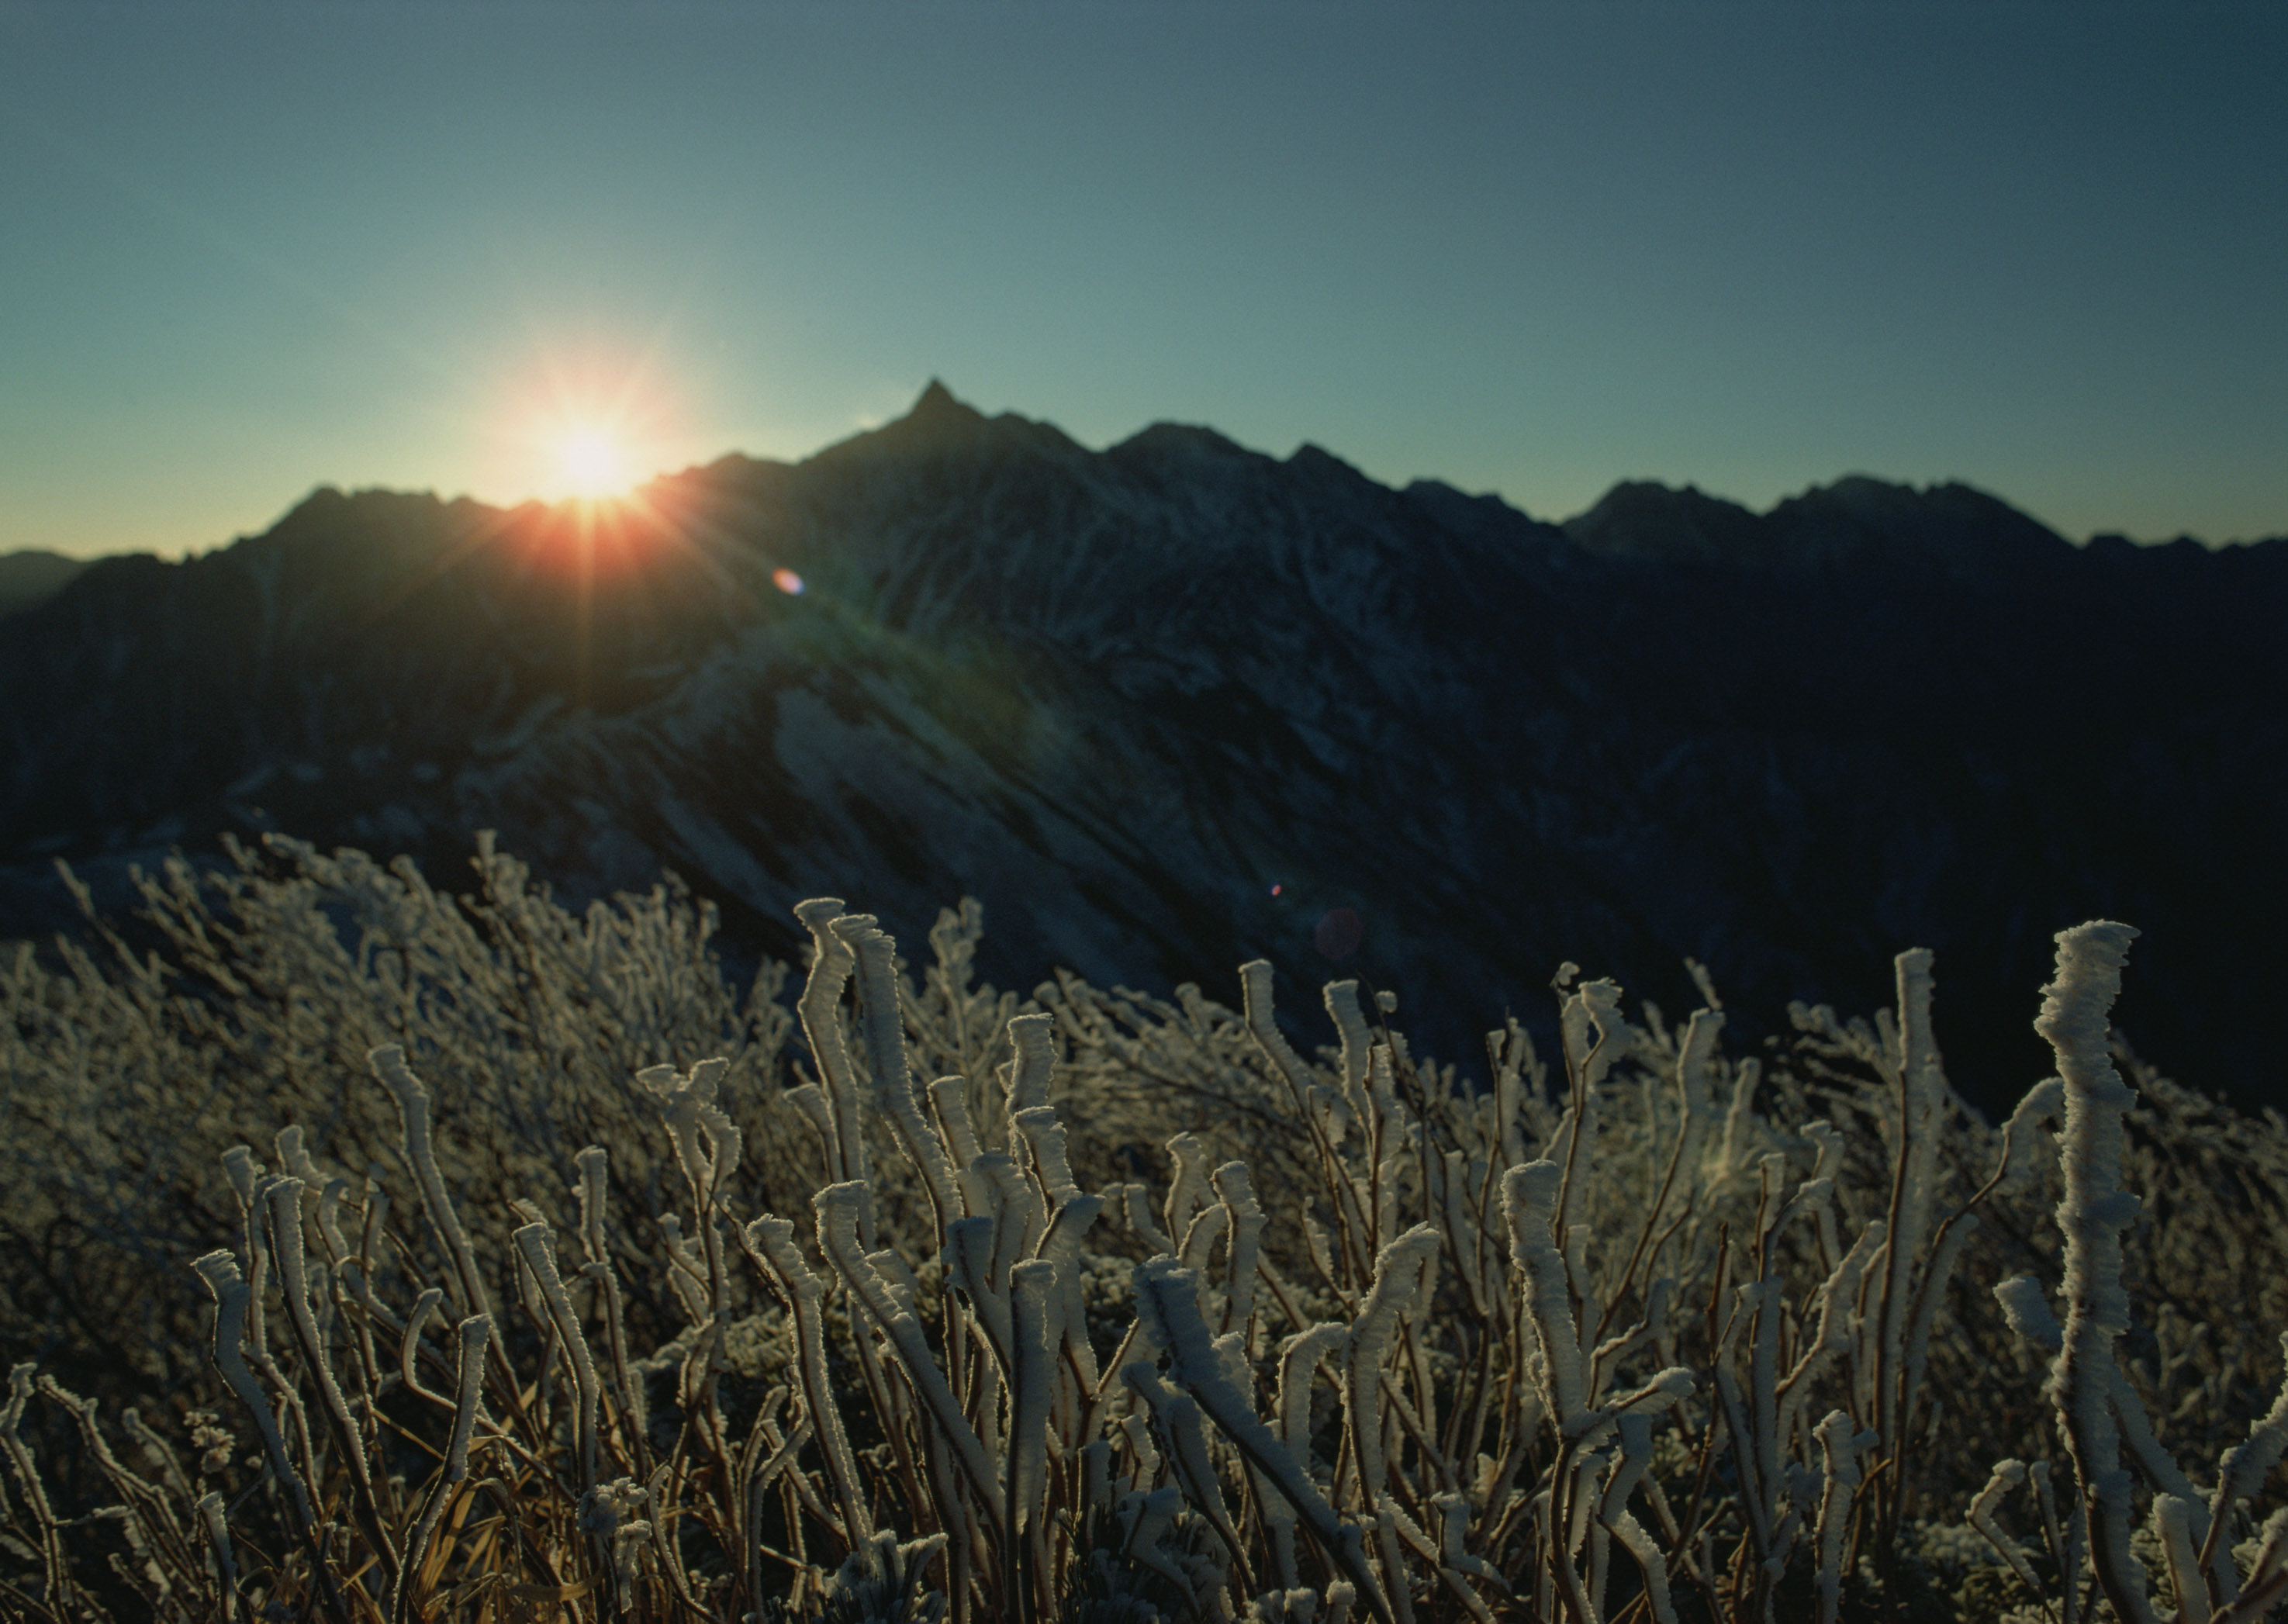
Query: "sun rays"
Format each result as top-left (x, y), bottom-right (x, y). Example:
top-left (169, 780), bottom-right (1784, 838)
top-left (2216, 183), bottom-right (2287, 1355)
top-left (553, 427), bottom-right (631, 499)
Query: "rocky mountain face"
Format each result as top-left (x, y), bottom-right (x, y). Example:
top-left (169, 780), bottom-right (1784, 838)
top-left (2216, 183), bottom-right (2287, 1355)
top-left (5, 382), bottom-right (2284, 1110)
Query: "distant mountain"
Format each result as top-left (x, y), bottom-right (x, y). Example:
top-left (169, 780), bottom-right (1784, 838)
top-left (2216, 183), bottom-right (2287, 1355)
top-left (4, 381), bottom-right (2284, 1110)
top-left (1560, 476), bottom-right (2077, 577)
top-left (0, 550), bottom-right (93, 620)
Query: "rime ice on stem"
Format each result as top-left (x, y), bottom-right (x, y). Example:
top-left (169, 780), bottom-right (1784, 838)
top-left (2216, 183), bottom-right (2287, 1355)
top-left (1811, 1411), bottom-right (1875, 1624)
top-left (264, 1177), bottom-right (399, 1593)
top-left (794, 899), bottom-right (873, 1222)
top-left (1214, 1160), bottom-right (1268, 1336)
top-left (835, 915), bottom-right (964, 1234)
top-left (1504, 1162), bottom-right (1592, 1436)
top-left (741, 1211), bottom-right (876, 1550)
top-left (1243, 959), bottom-right (1374, 1277)
top-left (573, 1143), bottom-right (649, 1453)
top-left (1875, 949), bottom-right (1944, 1463)
top-left (1131, 1259), bottom-right (1392, 1624)
top-left (2037, 921), bottom-right (2160, 1624)
top-left (513, 1223), bottom-right (603, 1494)
top-left (33, 853), bottom-right (2288, 1624)
top-left (192, 1251), bottom-right (316, 1542)
top-left (395, 1313), bottom-right (489, 1624)
top-left (1324, 978), bottom-right (1374, 1122)
top-left (1554, 980), bottom-right (1627, 1249)
top-left (814, 1181), bottom-right (1005, 1519)
top-left (370, 1045), bottom-right (495, 1334)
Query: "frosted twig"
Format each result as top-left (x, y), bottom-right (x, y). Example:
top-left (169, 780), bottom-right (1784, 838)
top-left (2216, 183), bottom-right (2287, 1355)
top-left (1123, 1360), bottom-right (1253, 1598)
top-left (2153, 1494), bottom-right (2211, 1624)
top-left (36, 1373), bottom-right (201, 1605)
top-left (196, 1492), bottom-right (239, 1622)
top-left (190, 1251), bottom-right (318, 1544)
top-left (1812, 1411), bottom-right (1875, 1624)
top-left (1215, 1161), bottom-right (1268, 1337)
top-left (574, 1145), bottom-right (649, 1458)
top-left (265, 1177), bottom-right (399, 1592)
top-left (1009, 1259), bottom-right (1057, 1539)
top-left (1875, 948), bottom-right (1944, 1477)
top-left (835, 917), bottom-right (964, 1234)
top-left (513, 1224), bottom-right (602, 1493)
top-left (1132, 1262), bottom-right (1389, 1619)
top-left (1504, 1163), bottom-right (1590, 1436)
top-left (394, 1314), bottom-right (490, 1624)
top-left (740, 1213), bottom-right (874, 1548)
top-left (1241, 961), bottom-right (1373, 1273)
top-left (2037, 921), bottom-right (2160, 1624)
top-left (636, 1059), bottom-right (734, 1315)
top-left (1038, 1191), bottom-right (1106, 1392)
top-left (928, 1079), bottom-right (990, 1217)
top-left (1554, 980), bottom-right (1627, 1248)
top-left (1004, 1010), bottom-right (1057, 1112)
top-left (1778, 1220), bottom-right (1884, 1452)
top-left (2218, 1509), bottom-right (2288, 1623)
top-left (1902, 1211), bottom-right (1979, 1434)
top-left (1967, 1459), bottom-right (2044, 1598)
top-left (814, 1183), bottom-right (1004, 1519)
top-left (2205, 1332), bottom-right (2288, 1574)
top-left (370, 1045), bottom-right (494, 1332)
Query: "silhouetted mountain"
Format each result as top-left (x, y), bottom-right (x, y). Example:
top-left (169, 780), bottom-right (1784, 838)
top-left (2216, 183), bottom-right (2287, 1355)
top-left (5, 382), bottom-right (2284, 1111)
top-left (0, 550), bottom-right (93, 620)
top-left (1560, 476), bottom-right (2074, 578)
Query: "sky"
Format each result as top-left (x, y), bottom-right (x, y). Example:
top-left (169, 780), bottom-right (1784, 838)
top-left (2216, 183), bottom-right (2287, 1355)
top-left (2, 1), bottom-right (2282, 561)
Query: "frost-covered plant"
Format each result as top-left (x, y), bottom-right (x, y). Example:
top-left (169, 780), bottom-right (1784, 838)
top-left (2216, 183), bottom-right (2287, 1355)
top-left (1, 834), bottom-right (798, 1388)
top-left (7, 843), bottom-right (2288, 1622)
top-left (1968, 924), bottom-right (2288, 1624)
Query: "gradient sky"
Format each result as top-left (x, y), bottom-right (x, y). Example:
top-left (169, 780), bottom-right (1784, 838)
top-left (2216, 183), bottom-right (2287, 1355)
top-left (2, 1), bottom-right (2282, 561)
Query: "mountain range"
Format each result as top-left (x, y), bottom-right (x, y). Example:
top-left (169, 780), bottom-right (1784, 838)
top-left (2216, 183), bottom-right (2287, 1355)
top-left (5, 381), bottom-right (2283, 1111)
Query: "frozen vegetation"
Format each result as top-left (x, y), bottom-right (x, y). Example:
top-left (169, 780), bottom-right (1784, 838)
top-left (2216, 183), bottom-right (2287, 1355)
top-left (5, 835), bottom-right (2288, 1621)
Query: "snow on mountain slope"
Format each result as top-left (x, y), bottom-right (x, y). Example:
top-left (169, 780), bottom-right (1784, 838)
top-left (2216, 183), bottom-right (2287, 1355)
top-left (5, 382), bottom-right (2285, 1106)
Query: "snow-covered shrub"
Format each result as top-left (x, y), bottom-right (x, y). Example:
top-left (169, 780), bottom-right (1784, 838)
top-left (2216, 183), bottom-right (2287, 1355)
top-left (2, 834), bottom-right (800, 1392)
top-left (5, 839), bottom-right (2288, 1622)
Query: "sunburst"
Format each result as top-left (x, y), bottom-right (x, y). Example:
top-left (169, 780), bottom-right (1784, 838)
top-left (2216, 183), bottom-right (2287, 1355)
top-left (554, 427), bottom-right (630, 499)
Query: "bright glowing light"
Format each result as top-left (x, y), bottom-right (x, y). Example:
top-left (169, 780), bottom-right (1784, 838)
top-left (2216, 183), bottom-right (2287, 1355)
top-left (489, 342), bottom-right (686, 504)
top-left (555, 429), bottom-right (629, 499)
top-left (772, 568), bottom-right (805, 596)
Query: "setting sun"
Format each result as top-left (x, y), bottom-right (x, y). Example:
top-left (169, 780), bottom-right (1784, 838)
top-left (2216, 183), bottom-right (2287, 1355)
top-left (555, 428), bottom-right (629, 499)
top-left (497, 344), bottom-right (684, 504)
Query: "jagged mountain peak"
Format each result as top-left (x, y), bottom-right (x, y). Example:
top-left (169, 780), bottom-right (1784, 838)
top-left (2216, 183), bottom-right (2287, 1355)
top-left (1766, 476), bottom-right (2072, 572)
top-left (2, 398), bottom-right (2284, 1117)
top-left (1769, 473), bottom-right (2014, 530)
top-left (810, 378), bottom-right (1095, 478)
top-left (907, 376), bottom-right (975, 427)
top-left (1560, 474), bottom-right (2072, 575)
top-left (1562, 481), bottom-right (1764, 565)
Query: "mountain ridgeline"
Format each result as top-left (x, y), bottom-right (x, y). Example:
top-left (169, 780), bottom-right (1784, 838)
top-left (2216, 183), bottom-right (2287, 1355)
top-left (4, 382), bottom-right (2283, 1110)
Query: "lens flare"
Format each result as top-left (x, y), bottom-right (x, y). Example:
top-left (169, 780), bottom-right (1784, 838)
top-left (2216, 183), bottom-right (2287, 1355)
top-left (772, 568), bottom-right (806, 596)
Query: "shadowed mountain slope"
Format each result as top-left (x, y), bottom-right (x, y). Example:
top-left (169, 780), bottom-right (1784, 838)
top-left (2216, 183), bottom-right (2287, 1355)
top-left (4, 383), bottom-right (2284, 1108)
top-left (0, 550), bottom-right (92, 619)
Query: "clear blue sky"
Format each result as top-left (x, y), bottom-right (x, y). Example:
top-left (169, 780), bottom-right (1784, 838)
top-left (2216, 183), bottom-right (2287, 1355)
top-left (3, 1), bottom-right (2281, 559)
